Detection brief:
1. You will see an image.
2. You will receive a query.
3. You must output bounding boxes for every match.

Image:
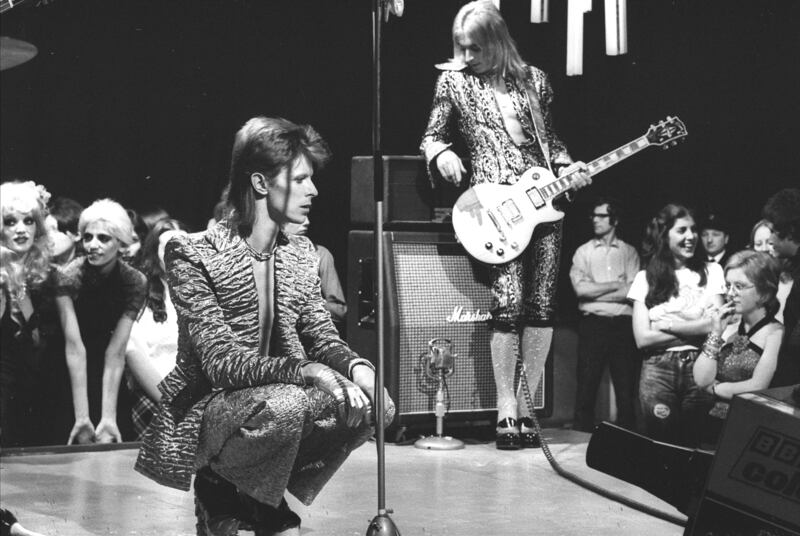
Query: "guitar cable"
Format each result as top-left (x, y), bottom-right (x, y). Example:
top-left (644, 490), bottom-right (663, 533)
top-left (518, 360), bottom-right (687, 528)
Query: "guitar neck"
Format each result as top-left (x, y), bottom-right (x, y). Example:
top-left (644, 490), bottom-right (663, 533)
top-left (543, 134), bottom-right (652, 201)
top-left (1, 0), bottom-right (30, 13)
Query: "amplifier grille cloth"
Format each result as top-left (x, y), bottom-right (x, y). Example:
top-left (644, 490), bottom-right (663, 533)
top-left (392, 241), bottom-right (545, 415)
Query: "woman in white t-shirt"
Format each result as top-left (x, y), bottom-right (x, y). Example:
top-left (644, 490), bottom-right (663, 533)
top-left (627, 204), bottom-right (725, 447)
top-left (125, 219), bottom-right (188, 438)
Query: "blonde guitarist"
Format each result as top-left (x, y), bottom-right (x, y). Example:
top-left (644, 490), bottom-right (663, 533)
top-left (420, 1), bottom-right (590, 450)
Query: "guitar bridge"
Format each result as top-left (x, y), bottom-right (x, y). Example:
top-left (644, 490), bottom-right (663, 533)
top-left (486, 210), bottom-right (507, 243)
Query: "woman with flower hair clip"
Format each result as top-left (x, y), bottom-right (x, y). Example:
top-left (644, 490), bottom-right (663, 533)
top-left (55, 198), bottom-right (147, 444)
top-left (0, 180), bottom-right (59, 447)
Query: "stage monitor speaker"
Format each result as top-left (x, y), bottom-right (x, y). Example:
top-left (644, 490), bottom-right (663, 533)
top-left (349, 156), bottom-right (464, 226)
top-left (688, 385), bottom-right (800, 535)
top-left (346, 230), bottom-right (553, 435)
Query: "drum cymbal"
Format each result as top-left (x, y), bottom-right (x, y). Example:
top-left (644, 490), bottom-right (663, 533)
top-left (0, 36), bottom-right (38, 71)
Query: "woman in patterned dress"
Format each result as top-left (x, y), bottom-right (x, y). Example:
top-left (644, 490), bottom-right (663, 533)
top-left (693, 250), bottom-right (783, 445)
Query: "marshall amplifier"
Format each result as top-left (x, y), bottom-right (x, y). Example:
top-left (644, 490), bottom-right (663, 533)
top-left (346, 230), bottom-right (552, 436)
top-left (349, 156), bottom-right (465, 226)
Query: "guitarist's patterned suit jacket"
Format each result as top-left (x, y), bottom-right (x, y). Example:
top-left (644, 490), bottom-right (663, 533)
top-left (420, 64), bottom-right (576, 328)
top-left (420, 64), bottom-right (573, 186)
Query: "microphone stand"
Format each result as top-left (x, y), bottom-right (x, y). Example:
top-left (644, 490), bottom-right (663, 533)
top-left (365, 1), bottom-right (401, 535)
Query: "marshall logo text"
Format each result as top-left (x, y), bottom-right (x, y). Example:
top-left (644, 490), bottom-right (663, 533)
top-left (446, 306), bottom-right (491, 323)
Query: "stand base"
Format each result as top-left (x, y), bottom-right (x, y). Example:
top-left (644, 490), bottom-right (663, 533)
top-left (366, 513), bottom-right (402, 536)
top-left (414, 436), bottom-right (465, 450)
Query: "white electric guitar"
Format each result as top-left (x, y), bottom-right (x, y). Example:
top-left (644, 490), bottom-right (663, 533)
top-left (452, 116), bottom-right (688, 264)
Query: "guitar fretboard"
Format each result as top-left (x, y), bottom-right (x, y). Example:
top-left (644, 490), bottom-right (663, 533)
top-left (540, 135), bottom-right (651, 201)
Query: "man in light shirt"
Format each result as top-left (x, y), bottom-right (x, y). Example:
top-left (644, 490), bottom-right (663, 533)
top-left (569, 198), bottom-right (640, 433)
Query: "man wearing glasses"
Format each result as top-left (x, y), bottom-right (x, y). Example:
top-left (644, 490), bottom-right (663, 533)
top-left (569, 197), bottom-right (641, 433)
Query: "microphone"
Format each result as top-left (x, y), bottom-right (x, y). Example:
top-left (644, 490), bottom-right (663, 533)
top-left (415, 338), bottom-right (464, 450)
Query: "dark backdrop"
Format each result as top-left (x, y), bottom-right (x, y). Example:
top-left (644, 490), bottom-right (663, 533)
top-left (2, 0), bottom-right (798, 316)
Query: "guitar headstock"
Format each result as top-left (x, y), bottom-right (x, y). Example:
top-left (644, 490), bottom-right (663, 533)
top-left (646, 116), bottom-right (688, 149)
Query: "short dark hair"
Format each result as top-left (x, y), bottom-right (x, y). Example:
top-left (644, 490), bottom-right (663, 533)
top-left (763, 188), bottom-right (800, 242)
top-left (591, 196), bottom-right (621, 226)
top-left (699, 211), bottom-right (731, 235)
top-left (227, 117), bottom-right (331, 236)
top-left (49, 197), bottom-right (84, 235)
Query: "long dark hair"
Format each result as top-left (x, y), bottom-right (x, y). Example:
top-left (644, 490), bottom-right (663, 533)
top-left (641, 203), bottom-right (707, 308)
top-left (138, 218), bottom-right (188, 323)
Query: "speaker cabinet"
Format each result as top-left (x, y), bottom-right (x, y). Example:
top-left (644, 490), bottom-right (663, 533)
top-left (349, 156), bottom-right (464, 225)
top-left (347, 230), bottom-right (552, 434)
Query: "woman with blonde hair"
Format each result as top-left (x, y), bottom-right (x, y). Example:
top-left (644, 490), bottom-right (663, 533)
top-left (55, 198), bottom-right (146, 444)
top-left (0, 181), bottom-right (59, 447)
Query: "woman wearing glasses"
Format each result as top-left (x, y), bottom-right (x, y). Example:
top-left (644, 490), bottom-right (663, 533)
top-left (627, 203), bottom-right (726, 447)
top-left (693, 250), bottom-right (783, 445)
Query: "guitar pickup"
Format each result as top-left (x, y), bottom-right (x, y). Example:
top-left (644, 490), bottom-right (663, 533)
top-left (526, 187), bottom-right (545, 209)
top-left (498, 200), bottom-right (523, 225)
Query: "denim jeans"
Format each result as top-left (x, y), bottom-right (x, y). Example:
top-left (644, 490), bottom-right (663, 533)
top-left (639, 350), bottom-right (714, 448)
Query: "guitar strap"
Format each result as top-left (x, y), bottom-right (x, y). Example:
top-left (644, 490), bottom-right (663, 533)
top-left (524, 85), bottom-right (554, 174)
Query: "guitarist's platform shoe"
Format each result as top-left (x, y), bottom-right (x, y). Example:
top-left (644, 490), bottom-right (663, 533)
top-left (518, 417), bottom-right (540, 448)
top-left (496, 417), bottom-right (522, 450)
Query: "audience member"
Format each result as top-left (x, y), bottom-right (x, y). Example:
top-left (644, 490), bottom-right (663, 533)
top-left (627, 203), bottom-right (725, 447)
top-left (699, 211), bottom-right (732, 265)
top-left (125, 218), bottom-right (189, 438)
top-left (55, 199), bottom-right (147, 444)
top-left (207, 190), bottom-right (231, 231)
top-left (124, 208), bottom-right (146, 264)
top-left (139, 206), bottom-right (170, 231)
top-left (284, 217), bottom-right (347, 335)
top-left (569, 197), bottom-right (640, 433)
top-left (762, 188), bottom-right (800, 387)
top-left (0, 181), bottom-right (61, 447)
top-left (693, 250), bottom-right (783, 445)
top-left (46, 196), bottom-right (84, 266)
top-left (749, 218), bottom-right (775, 256)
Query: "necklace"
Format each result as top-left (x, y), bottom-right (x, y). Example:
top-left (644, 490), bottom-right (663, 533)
top-left (10, 282), bottom-right (28, 303)
top-left (243, 239), bottom-right (276, 262)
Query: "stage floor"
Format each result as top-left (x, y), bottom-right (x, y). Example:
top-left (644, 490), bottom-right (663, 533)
top-left (0, 428), bottom-right (685, 536)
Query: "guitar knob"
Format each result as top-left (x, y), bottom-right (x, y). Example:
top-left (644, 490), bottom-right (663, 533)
top-left (496, 249), bottom-right (504, 256)
top-left (511, 242), bottom-right (519, 250)
top-left (485, 242), bottom-right (493, 250)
